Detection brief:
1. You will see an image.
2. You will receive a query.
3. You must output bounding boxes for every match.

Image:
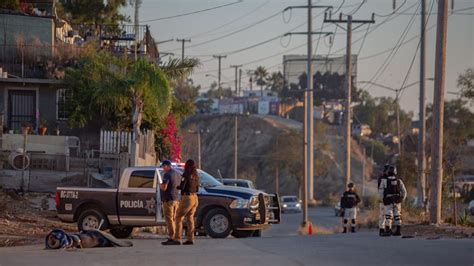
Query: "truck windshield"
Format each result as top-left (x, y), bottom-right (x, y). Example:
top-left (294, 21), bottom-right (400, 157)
top-left (171, 168), bottom-right (222, 187)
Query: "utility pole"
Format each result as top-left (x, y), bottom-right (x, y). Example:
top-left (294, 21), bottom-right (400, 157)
top-left (284, 1), bottom-right (333, 228)
top-left (362, 147), bottom-right (366, 197)
top-left (197, 130), bottom-right (201, 169)
top-left (275, 137), bottom-right (280, 195)
top-left (238, 68), bottom-right (242, 96)
top-left (234, 116), bottom-right (238, 180)
top-left (417, 0), bottom-right (427, 209)
top-left (430, 0), bottom-right (449, 225)
top-left (213, 55), bottom-right (227, 89)
top-left (325, 12), bottom-right (375, 188)
top-left (176, 38), bottom-right (191, 61)
top-left (231, 65), bottom-right (242, 96)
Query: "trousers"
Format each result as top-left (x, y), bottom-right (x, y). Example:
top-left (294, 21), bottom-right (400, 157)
top-left (163, 200), bottom-right (179, 239)
top-left (384, 203), bottom-right (402, 227)
top-left (379, 203), bottom-right (386, 229)
top-left (174, 194), bottom-right (199, 242)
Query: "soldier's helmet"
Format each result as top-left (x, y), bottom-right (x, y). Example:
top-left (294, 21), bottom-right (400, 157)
top-left (383, 164), bottom-right (390, 175)
top-left (387, 165), bottom-right (397, 176)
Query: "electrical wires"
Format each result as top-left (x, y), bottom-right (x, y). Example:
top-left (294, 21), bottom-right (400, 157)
top-left (141, 0), bottom-right (243, 22)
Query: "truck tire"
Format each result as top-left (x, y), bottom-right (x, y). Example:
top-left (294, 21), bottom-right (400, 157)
top-left (110, 226), bottom-right (134, 239)
top-left (77, 209), bottom-right (108, 231)
top-left (231, 230), bottom-right (253, 238)
top-left (251, 230), bottom-right (262, 237)
top-left (203, 208), bottom-right (232, 238)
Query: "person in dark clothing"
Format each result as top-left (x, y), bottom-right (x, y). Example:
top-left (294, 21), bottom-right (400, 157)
top-left (378, 164), bottom-right (390, 236)
top-left (174, 159), bottom-right (200, 245)
top-left (160, 160), bottom-right (182, 246)
top-left (340, 183), bottom-right (361, 233)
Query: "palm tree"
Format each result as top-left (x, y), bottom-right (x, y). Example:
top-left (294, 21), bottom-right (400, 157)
top-left (66, 52), bottom-right (172, 134)
top-left (254, 66), bottom-right (269, 96)
top-left (160, 57), bottom-right (200, 82)
top-left (267, 71), bottom-right (284, 93)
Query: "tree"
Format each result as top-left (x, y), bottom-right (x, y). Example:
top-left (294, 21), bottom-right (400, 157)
top-left (65, 52), bottom-right (172, 137)
top-left (171, 78), bottom-right (200, 122)
top-left (267, 71), bottom-right (284, 94)
top-left (0, 0), bottom-right (19, 9)
top-left (156, 114), bottom-right (182, 162)
top-left (57, 0), bottom-right (128, 26)
top-left (254, 66), bottom-right (269, 95)
top-left (458, 68), bottom-right (474, 102)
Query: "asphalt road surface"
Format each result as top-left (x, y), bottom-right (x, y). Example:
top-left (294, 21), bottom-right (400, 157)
top-left (1, 208), bottom-right (473, 266)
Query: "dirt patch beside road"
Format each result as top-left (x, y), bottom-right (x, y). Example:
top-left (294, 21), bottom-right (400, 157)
top-left (0, 188), bottom-right (76, 247)
top-left (357, 208), bottom-right (474, 239)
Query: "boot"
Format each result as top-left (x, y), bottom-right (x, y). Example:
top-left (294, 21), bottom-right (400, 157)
top-left (393, 225), bottom-right (401, 236)
top-left (351, 227), bottom-right (356, 233)
top-left (342, 227), bottom-right (347, 233)
top-left (381, 226), bottom-right (392, 237)
top-left (379, 228), bottom-right (385, 236)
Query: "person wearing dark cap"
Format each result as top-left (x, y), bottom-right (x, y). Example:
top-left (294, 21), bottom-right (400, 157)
top-left (173, 159), bottom-right (200, 245)
top-left (160, 160), bottom-right (182, 245)
top-left (340, 183), bottom-right (361, 233)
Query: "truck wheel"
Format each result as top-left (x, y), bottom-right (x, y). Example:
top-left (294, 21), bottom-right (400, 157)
top-left (231, 230), bottom-right (253, 238)
top-left (110, 226), bottom-right (134, 239)
top-left (251, 230), bottom-right (262, 237)
top-left (77, 209), bottom-right (108, 231)
top-left (203, 209), bottom-right (232, 238)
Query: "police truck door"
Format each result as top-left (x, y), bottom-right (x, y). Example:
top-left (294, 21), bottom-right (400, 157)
top-left (118, 170), bottom-right (159, 226)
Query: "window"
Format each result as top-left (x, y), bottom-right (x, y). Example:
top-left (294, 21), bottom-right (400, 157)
top-left (128, 170), bottom-right (155, 188)
top-left (56, 88), bottom-right (71, 120)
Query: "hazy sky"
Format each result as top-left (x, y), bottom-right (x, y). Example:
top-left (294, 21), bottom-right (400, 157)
top-left (124, 0), bottom-right (474, 116)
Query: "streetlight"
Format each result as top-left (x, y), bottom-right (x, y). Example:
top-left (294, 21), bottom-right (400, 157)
top-left (358, 78), bottom-right (434, 156)
top-left (188, 128), bottom-right (209, 169)
top-left (205, 74), bottom-right (220, 89)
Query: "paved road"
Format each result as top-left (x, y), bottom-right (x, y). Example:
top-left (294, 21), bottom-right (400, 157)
top-left (1, 208), bottom-right (472, 266)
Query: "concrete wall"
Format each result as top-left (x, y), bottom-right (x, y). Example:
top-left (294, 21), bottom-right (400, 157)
top-left (2, 134), bottom-right (68, 154)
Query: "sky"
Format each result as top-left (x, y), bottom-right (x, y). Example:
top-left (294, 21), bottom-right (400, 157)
top-left (123, 0), bottom-right (474, 117)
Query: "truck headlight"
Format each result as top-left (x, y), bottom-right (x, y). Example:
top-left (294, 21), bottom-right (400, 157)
top-left (249, 196), bottom-right (259, 213)
top-left (283, 204), bottom-right (288, 208)
top-left (229, 199), bottom-right (249, 209)
top-left (296, 203), bottom-right (301, 207)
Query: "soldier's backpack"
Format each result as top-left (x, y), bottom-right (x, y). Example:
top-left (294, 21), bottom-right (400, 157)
top-left (383, 177), bottom-right (402, 205)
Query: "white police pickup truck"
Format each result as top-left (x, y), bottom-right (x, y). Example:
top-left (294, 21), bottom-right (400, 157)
top-left (56, 166), bottom-right (281, 239)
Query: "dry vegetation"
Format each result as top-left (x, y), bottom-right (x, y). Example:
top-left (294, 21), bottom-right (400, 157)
top-left (0, 188), bottom-right (76, 247)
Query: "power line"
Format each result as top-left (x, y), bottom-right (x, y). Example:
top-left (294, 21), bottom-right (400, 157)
top-left (399, 0), bottom-right (436, 99)
top-left (171, 1), bottom-right (364, 52)
top-left (185, 9), bottom-right (330, 58)
top-left (169, 10), bottom-right (283, 51)
top-left (140, 0), bottom-right (243, 22)
top-left (186, 0), bottom-right (271, 39)
top-left (374, 0), bottom-right (408, 17)
top-left (347, 0), bottom-right (367, 15)
top-left (193, 1), bottom-right (417, 77)
top-left (357, 24), bottom-right (371, 56)
top-left (362, 2), bottom-right (421, 91)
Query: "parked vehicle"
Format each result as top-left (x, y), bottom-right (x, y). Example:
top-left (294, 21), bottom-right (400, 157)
top-left (56, 166), bottom-right (281, 239)
top-left (222, 178), bottom-right (256, 189)
top-left (280, 196), bottom-right (301, 213)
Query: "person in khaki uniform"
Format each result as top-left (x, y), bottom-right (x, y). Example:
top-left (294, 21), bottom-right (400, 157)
top-left (160, 160), bottom-right (181, 245)
top-left (174, 159), bottom-right (200, 245)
